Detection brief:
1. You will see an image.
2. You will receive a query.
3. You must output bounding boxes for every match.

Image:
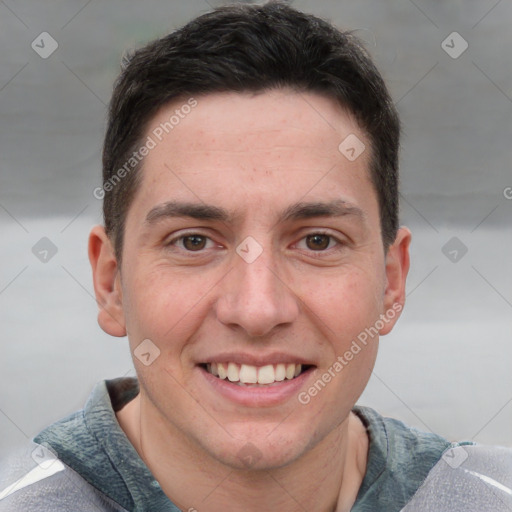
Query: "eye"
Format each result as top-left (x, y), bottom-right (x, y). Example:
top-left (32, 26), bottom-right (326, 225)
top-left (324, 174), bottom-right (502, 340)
top-left (296, 233), bottom-right (340, 252)
top-left (169, 234), bottom-right (215, 251)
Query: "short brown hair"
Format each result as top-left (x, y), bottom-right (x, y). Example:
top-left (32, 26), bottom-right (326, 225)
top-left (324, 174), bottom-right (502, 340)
top-left (101, 2), bottom-right (400, 262)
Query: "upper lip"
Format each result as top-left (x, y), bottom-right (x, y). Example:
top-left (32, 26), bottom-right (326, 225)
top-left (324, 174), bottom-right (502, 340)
top-left (197, 352), bottom-right (315, 367)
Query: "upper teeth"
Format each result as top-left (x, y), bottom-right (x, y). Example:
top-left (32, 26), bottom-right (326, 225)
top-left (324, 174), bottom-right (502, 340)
top-left (207, 362), bottom-right (302, 385)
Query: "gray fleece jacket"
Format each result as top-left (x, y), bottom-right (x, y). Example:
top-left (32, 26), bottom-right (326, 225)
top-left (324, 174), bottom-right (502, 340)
top-left (1, 378), bottom-right (511, 511)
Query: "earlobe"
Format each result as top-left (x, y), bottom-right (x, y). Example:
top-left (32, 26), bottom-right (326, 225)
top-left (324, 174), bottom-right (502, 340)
top-left (88, 225), bottom-right (127, 337)
top-left (380, 227), bottom-right (411, 335)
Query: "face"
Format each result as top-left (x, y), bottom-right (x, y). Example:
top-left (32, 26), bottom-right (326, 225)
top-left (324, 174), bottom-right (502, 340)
top-left (92, 89), bottom-right (409, 470)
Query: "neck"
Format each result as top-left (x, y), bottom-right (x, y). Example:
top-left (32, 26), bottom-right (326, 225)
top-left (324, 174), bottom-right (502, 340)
top-left (117, 395), bottom-right (368, 512)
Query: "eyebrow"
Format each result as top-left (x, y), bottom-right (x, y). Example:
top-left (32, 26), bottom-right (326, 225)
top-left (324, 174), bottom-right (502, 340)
top-left (280, 200), bottom-right (365, 223)
top-left (146, 201), bottom-right (229, 223)
top-left (144, 199), bottom-right (365, 225)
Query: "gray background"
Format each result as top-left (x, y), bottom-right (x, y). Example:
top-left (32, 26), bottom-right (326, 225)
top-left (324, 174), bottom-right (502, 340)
top-left (1, 0), bottom-right (511, 460)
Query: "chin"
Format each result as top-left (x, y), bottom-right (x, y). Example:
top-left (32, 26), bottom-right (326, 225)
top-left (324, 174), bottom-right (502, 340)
top-left (201, 424), bottom-right (314, 472)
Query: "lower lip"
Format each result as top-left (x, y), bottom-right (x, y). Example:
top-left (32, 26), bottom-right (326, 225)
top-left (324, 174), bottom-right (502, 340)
top-left (198, 366), bottom-right (315, 407)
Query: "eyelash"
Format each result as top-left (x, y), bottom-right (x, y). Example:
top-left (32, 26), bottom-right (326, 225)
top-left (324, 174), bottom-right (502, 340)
top-left (295, 232), bottom-right (341, 252)
top-left (166, 231), bottom-right (345, 254)
top-left (168, 233), bottom-right (218, 252)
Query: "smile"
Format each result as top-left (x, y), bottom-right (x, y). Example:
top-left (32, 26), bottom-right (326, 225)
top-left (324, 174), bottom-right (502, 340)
top-left (203, 362), bottom-right (310, 386)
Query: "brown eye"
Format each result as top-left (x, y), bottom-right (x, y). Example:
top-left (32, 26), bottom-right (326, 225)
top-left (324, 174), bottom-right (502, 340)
top-left (305, 234), bottom-right (331, 250)
top-left (182, 235), bottom-right (207, 251)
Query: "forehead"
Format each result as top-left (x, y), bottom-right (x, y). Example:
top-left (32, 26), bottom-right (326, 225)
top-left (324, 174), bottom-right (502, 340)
top-left (130, 90), bottom-right (377, 224)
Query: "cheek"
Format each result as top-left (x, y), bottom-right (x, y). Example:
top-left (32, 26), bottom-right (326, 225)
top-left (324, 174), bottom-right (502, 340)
top-left (297, 268), bottom-right (381, 424)
top-left (297, 264), bottom-right (384, 345)
top-left (121, 263), bottom-right (215, 354)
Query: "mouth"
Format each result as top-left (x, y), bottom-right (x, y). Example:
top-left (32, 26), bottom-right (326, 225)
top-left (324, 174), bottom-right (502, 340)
top-left (198, 362), bottom-right (314, 387)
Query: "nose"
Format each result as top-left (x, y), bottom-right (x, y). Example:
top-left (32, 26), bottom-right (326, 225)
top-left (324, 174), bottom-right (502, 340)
top-left (215, 247), bottom-right (300, 338)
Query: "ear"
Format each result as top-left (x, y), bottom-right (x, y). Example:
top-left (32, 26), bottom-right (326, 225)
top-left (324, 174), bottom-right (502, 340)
top-left (88, 225), bottom-right (127, 337)
top-left (380, 226), bottom-right (411, 335)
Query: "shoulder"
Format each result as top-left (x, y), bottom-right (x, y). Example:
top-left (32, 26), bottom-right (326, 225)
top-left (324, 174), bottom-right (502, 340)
top-left (402, 444), bottom-right (512, 511)
top-left (352, 406), bottom-right (467, 511)
top-left (353, 406), bottom-right (512, 511)
top-left (0, 441), bottom-right (127, 512)
top-left (0, 379), bottom-right (137, 511)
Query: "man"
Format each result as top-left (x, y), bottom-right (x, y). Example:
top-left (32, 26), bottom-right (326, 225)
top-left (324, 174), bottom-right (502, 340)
top-left (1, 2), bottom-right (511, 511)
